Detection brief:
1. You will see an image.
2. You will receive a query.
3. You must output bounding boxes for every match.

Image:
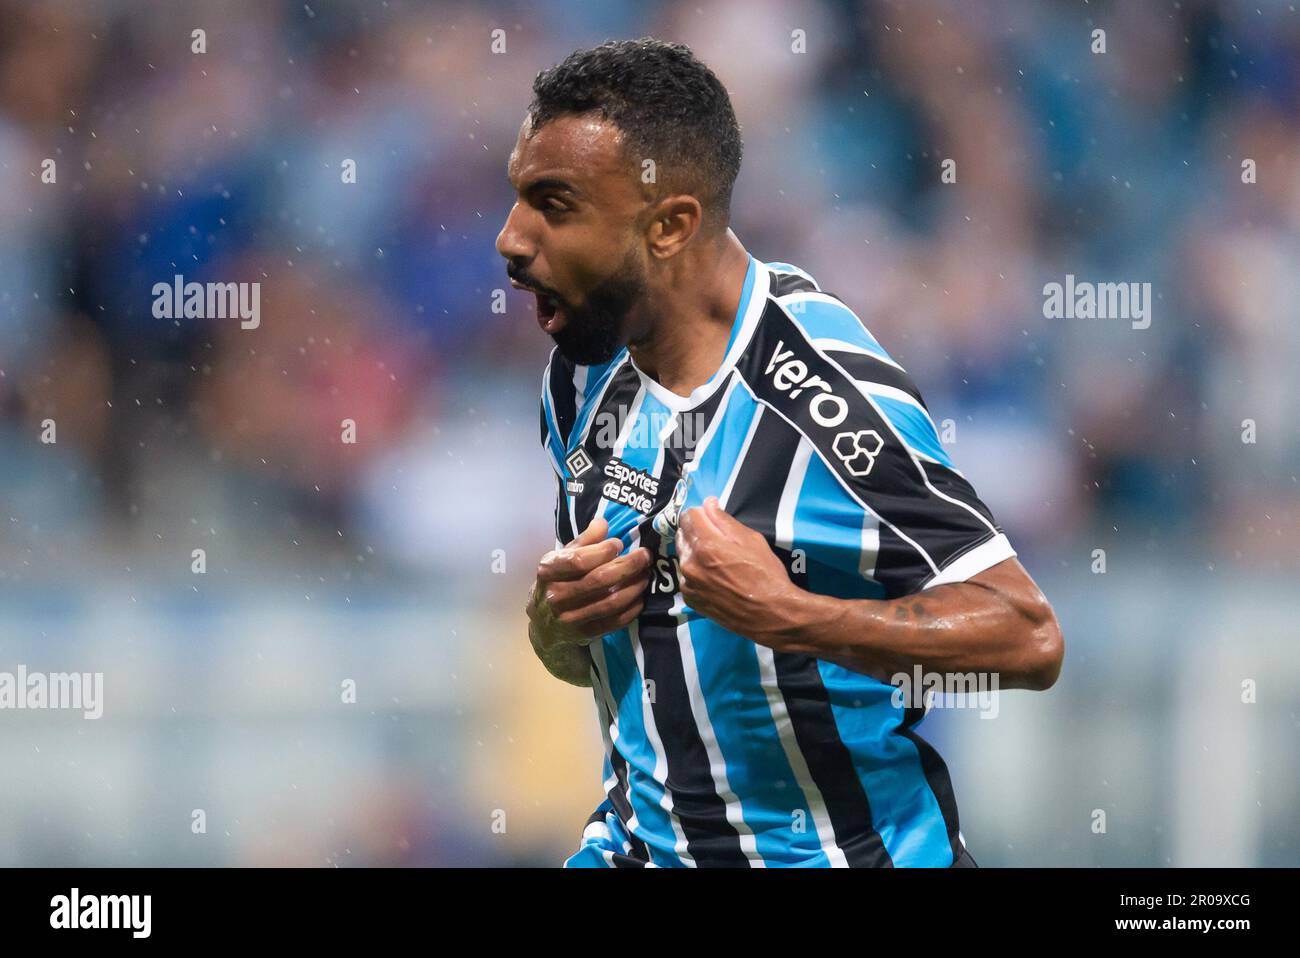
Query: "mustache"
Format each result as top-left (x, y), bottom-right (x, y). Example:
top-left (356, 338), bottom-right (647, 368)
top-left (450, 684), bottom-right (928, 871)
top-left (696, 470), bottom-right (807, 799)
top-left (506, 265), bottom-right (560, 300)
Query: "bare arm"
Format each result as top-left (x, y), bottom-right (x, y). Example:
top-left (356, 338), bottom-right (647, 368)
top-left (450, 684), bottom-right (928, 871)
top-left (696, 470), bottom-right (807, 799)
top-left (760, 556), bottom-right (1062, 689)
top-left (677, 497), bottom-right (1063, 690)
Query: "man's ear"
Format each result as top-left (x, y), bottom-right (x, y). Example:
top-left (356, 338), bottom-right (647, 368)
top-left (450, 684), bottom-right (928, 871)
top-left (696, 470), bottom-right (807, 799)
top-left (645, 195), bottom-right (703, 259)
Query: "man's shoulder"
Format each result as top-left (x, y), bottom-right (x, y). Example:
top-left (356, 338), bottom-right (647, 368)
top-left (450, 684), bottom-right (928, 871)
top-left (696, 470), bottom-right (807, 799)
top-left (755, 260), bottom-right (894, 365)
top-left (762, 260), bottom-right (823, 298)
top-left (741, 258), bottom-right (947, 468)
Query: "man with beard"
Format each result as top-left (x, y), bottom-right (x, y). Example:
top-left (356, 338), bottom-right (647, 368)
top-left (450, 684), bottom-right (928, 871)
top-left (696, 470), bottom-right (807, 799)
top-left (496, 38), bottom-right (1063, 868)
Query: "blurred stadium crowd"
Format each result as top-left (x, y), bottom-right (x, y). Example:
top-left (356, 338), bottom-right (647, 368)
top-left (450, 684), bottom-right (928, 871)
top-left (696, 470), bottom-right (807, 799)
top-left (0, 0), bottom-right (1296, 866)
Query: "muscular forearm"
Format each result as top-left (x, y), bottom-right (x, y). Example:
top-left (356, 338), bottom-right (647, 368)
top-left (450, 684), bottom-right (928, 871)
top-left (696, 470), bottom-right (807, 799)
top-left (761, 559), bottom-right (1063, 690)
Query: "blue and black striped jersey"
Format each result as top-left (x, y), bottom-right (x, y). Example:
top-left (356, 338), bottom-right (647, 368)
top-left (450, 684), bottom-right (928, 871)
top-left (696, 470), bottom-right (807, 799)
top-left (540, 255), bottom-right (1015, 867)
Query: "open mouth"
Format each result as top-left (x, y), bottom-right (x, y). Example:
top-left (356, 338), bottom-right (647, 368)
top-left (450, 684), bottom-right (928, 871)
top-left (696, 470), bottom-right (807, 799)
top-left (533, 290), bottom-right (566, 334)
top-left (508, 277), bottom-right (567, 334)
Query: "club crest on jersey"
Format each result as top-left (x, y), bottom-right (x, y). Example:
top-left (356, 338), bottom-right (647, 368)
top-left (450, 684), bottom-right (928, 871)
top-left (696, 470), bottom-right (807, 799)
top-left (652, 474), bottom-right (692, 538)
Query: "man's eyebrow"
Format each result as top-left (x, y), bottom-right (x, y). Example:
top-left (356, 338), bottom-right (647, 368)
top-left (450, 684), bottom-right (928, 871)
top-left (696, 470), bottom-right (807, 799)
top-left (519, 176), bottom-right (586, 200)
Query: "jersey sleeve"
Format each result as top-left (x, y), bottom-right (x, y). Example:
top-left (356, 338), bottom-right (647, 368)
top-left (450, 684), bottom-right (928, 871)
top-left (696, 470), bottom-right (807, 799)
top-left (741, 290), bottom-right (1015, 598)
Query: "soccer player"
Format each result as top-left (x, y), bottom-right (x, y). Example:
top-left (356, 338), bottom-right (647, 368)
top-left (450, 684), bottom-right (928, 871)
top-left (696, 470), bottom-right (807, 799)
top-left (496, 38), bottom-right (1064, 868)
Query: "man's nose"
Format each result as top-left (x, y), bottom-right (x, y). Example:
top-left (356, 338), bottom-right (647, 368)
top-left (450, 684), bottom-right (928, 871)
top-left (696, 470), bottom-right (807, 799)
top-left (495, 202), bottom-right (534, 262)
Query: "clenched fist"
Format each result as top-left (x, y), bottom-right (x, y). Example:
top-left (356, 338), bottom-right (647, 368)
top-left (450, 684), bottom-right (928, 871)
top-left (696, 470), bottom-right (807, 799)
top-left (675, 496), bottom-right (802, 647)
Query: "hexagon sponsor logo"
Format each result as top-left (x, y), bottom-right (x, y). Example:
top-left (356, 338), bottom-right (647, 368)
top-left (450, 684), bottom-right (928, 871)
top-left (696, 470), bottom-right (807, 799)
top-left (833, 429), bottom-right (883, 477)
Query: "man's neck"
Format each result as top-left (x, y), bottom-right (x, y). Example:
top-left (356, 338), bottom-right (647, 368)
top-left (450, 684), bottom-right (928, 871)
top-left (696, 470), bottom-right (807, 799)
top-left (627, 229), bottom-right (750, 397)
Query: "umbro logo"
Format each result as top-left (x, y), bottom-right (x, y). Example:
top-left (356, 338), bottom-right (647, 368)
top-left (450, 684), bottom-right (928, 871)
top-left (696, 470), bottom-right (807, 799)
top-left (565, 448), bottom-right (593, 478)
top-left (833, 429), bottom-right (884, 477)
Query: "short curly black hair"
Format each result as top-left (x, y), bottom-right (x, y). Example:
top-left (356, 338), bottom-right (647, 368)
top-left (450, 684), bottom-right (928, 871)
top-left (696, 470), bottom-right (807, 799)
top-left (528, 38), bottom-right (743, 231)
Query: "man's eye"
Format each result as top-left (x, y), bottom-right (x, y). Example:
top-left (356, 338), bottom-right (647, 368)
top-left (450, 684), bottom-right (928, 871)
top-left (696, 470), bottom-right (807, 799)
top-left (543, 199), bottom-right (569, 214)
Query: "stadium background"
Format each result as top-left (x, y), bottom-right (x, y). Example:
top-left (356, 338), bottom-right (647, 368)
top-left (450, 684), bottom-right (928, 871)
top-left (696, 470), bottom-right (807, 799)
top-left (0, 0), bottom-right (1296, 866)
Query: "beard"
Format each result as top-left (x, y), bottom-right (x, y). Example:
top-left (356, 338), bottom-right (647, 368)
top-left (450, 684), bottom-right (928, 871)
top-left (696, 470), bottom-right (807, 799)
top-left (549, 248), bottom-right (646, 366)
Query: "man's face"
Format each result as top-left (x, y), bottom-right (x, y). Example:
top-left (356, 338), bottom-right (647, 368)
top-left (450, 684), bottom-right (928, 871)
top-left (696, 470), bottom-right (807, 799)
top-left (496, 113), bottom-right (650, 365)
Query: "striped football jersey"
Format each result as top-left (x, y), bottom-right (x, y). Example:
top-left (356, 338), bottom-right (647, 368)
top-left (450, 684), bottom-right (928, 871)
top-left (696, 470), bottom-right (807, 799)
top-left (542, 255), bottom-right (1013, 867)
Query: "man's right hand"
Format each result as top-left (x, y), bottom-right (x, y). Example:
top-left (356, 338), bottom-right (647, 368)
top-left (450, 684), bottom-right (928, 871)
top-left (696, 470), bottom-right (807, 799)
top-left (528, 517), bottom-right (652, 648)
